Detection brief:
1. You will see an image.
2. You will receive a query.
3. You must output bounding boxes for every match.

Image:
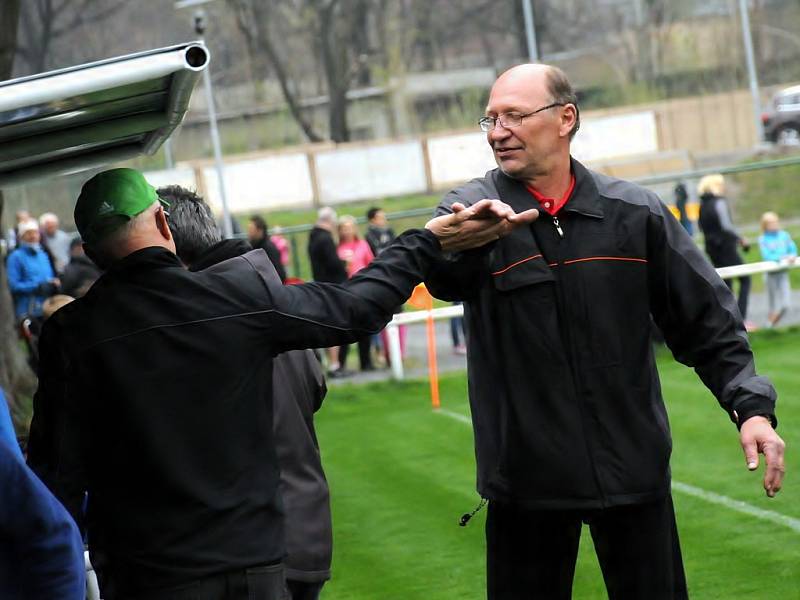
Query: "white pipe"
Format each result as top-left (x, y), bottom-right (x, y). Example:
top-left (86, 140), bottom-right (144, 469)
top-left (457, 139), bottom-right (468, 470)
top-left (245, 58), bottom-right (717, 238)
top-left (386, 324), bottom-right (404, 380)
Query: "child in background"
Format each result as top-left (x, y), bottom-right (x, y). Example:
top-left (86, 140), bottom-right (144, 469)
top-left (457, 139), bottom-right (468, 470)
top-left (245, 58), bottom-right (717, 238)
top-left (758, 211), bottom-right (797, 327)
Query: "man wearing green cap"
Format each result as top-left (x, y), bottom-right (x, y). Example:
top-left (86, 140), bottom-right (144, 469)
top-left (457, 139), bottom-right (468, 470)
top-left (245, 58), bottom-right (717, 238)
top-left (27, 168), bottom-right (537, 600)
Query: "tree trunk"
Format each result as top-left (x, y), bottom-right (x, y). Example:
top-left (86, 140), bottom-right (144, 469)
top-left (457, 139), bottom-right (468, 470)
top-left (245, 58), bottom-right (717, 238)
top-left (0, 0), bottom-right (36, 433)
top-left (230, 0), bottom-right (324, 143)
top-left (317, 0), bottom-right (351, 143)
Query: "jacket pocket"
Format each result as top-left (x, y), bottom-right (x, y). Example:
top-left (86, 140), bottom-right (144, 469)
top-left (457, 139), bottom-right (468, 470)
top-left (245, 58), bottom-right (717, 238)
top-left (490, 250), bottom-right (554, 292)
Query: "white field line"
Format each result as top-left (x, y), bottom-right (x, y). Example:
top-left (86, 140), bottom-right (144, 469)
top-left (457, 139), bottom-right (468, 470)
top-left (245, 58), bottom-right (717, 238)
top-left (434, 408), bottom-right (800, 534)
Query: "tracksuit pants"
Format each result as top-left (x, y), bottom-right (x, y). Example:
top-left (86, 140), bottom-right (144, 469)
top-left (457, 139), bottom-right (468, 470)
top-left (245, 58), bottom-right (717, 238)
top-left (486, 494), bottom-right (688, 599)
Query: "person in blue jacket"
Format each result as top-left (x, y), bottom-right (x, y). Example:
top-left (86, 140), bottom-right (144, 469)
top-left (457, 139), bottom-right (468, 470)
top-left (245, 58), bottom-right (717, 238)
top-left (0, 388), bottom-right (21, 458)
top-left (758, 211), bottom-right (798, 327)
top-left (0, 436), bottom-right (85, 599)
top-left (6, 218), bottom-right (59, 320)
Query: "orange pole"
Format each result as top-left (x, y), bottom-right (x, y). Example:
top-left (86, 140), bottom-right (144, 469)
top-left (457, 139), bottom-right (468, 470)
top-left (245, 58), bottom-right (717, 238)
top-left (425, 295), bottom-right (441, 409)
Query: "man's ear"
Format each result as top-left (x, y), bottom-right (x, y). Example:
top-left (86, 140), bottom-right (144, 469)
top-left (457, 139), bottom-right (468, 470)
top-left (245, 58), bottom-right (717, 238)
top-left (156, 207), bottom-right (173, 242)
top-left (560, 104), bottom-right (577, 138)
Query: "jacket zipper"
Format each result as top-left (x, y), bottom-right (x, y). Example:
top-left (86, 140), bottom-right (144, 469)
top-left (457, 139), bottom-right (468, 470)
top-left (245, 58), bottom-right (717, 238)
top-left (551, 213), bottom-right (607, 507)
top-left (552, 215), bottom-right (564, 238)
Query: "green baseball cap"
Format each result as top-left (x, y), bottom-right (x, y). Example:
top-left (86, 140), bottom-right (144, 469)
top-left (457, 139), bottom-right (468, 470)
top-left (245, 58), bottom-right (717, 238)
top-left (74, 168), bottom-right (168, 244)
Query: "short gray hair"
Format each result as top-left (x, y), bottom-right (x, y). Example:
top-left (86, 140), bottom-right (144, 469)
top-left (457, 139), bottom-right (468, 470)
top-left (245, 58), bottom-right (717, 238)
top-left (317, 206), bottom-right (338, 225)
top-left (546, 66), bottom-right (580, 140)
top-left (159, 185), bottom-right (222, 265)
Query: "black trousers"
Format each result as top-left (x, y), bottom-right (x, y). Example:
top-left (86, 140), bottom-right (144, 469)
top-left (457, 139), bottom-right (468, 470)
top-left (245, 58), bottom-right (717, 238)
top-left (338, 336), bottom-right (373, 370)
top-left (119, 563), bottom-right (288, 600)
top-left (286, 579), bottom-right (325, 600)
top-left (486, 495), bottom-right (688, 600)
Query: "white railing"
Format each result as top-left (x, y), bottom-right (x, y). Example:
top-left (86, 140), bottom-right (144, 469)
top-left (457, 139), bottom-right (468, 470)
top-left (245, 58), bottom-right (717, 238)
top-left (385, 259), bottom-right (800, 380)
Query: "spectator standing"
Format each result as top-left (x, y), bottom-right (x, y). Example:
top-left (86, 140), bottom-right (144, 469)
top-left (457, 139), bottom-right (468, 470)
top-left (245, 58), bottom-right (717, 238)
top-left (758, 211), bottom-right (797, 328)
top-left (337, 215), bottom-right (376, 372)
top-left (166, 187), bottom-right (334, 600)
top-left (308, 207), bottom-right (349, 376)
top-left (674, 181), bottom-right (693, 236)
top-left (365, 207), bottom-right (396, 256)
top-left (248, 215), bottom-right (287, 283)
top-left (271, 226), bottom-right (291, 270)
top-left (60, 237), bottom-right (102, 298)
top-left (39, 213), bottom-right (72, 273)
top-left (427, 64), bottom-right (783, 600)
top-left (697, 173), bottom-right (753, 328)
top-left (5, 210), bottom-right (31, 252)
top-left (6, 219), bottom-right (59, 321)
top-left (450, 302), bottom-right (467, 355)
top-left (365, 207), bottom-right (406, 364)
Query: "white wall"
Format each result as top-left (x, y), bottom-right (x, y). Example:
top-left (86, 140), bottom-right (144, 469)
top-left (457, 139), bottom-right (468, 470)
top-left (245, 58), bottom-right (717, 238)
top-left (571, 111), bottom-right (658, 162)
top-left (315, 141), bottom-right (427, 204)
top-left (202, 153), bottom-right (314, 212)
top-left (427, 132), bottom-right (496, 189)
top-left (150, 110), bottom-right (660, 212)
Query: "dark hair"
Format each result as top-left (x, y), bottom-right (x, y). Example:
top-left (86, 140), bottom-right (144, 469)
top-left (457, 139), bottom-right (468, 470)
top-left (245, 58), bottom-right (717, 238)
top-left (546, 66), bottom-right (580, 140)
top-left (158, 185), bottom-right (221, 266)
top-left (249, 215), bottom-right (268, 234)
top-left (366, 207), bottom-right (383, 221)
top-left (69, 236), bottom-right (83, 251)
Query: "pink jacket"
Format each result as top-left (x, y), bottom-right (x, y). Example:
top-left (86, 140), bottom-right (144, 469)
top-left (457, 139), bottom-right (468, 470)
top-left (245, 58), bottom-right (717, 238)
top-left (337, 239), bottom-right (374, 278)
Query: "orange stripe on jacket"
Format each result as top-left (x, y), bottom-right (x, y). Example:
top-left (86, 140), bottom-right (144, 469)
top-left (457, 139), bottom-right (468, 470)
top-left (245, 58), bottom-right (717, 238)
top-left (491, 254), bottom-right (543, 276)
top-left (549, 256), bottom-right (648, 267)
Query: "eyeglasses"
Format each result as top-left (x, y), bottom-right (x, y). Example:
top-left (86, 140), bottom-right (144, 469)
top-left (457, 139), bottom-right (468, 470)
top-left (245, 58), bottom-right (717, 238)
top-left (478, 103), bottom-right (565, 132)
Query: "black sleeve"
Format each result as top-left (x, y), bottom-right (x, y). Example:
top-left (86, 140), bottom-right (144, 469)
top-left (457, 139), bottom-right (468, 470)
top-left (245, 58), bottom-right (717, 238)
top-left (27, 320), bottom-right (90, 531)
top-left (424, 194), bottom-right (491, 301)
top-left (646, 196), bottom-right (777, 429)
top-left (250, 229), bottom-right (442, 353)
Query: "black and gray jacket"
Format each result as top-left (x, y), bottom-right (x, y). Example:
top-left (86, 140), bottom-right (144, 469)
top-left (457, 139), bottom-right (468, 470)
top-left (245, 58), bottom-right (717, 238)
top-left (191, 240), bottom-right (332, 583)
top-left (427, 158), bottom-right (777, 510)
top-left (27, 229), bottom-right (440, 598)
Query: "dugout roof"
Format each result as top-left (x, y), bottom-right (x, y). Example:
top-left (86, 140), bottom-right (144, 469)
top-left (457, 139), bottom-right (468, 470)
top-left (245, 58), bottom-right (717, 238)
top-left (0, 42), bottom-right (208, 188)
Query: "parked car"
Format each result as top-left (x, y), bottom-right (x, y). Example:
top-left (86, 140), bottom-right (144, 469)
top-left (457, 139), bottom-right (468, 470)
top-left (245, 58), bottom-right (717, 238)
top-left (762, 84), bottom-right (800, 146)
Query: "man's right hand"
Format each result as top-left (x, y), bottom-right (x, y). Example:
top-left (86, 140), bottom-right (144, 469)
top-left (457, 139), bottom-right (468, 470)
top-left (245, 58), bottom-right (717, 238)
top-left (425, 199), bottom-right (539, 253)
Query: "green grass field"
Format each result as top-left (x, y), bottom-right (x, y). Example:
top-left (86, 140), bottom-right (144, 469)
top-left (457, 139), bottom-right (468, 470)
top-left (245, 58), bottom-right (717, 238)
top-left (314, 329), bottom-right (800, 599)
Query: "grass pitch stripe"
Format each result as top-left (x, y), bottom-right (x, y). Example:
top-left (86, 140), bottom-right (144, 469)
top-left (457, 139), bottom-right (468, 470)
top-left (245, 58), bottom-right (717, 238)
top-left (434, 408), bottom-right (800, 534)
top-left (435, 408), bottom-right (473, 425)
top-left (671, 481), bottom-right (800, 533)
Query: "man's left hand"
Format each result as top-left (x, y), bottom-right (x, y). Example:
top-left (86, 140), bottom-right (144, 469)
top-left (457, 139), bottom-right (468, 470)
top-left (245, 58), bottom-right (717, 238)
top-left (425, 199), bottom-right (539, 253)
top-left (740, 415), bottom-right (786, 497)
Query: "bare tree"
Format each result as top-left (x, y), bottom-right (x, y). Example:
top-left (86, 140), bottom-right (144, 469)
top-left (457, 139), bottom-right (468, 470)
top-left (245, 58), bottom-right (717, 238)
top-left (230, 0), bottom-right (380, 143)
top-left (0, 0), bottom-right (37, 433)
top-left (15, 0), bottom-right (127, 75)
top-left (230, 0), bottom-right (324, 142)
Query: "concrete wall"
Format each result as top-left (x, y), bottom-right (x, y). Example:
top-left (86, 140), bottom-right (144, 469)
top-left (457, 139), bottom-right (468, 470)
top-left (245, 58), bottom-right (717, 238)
top-left (150, 110), bottom-right (668, 214)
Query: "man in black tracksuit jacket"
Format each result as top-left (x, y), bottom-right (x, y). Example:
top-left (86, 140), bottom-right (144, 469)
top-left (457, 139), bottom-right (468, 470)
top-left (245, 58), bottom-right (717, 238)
top-left (426, 64), bottom-right (785, 599)
top-left (27, 169), bottom-right (533, 600)
top-left (168, 190), bottom-right (334, 600)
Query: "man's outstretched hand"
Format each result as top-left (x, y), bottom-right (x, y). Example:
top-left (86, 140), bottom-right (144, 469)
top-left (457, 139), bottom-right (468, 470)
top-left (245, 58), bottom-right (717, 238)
top-left (740, 415), bottom-right (786, 497)
top-left (425, 199), bottom-right (539, 253)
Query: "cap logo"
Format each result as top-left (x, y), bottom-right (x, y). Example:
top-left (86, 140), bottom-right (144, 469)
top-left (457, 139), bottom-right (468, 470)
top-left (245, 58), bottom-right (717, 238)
top-left (98, 201), bottom-right (115, 215)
